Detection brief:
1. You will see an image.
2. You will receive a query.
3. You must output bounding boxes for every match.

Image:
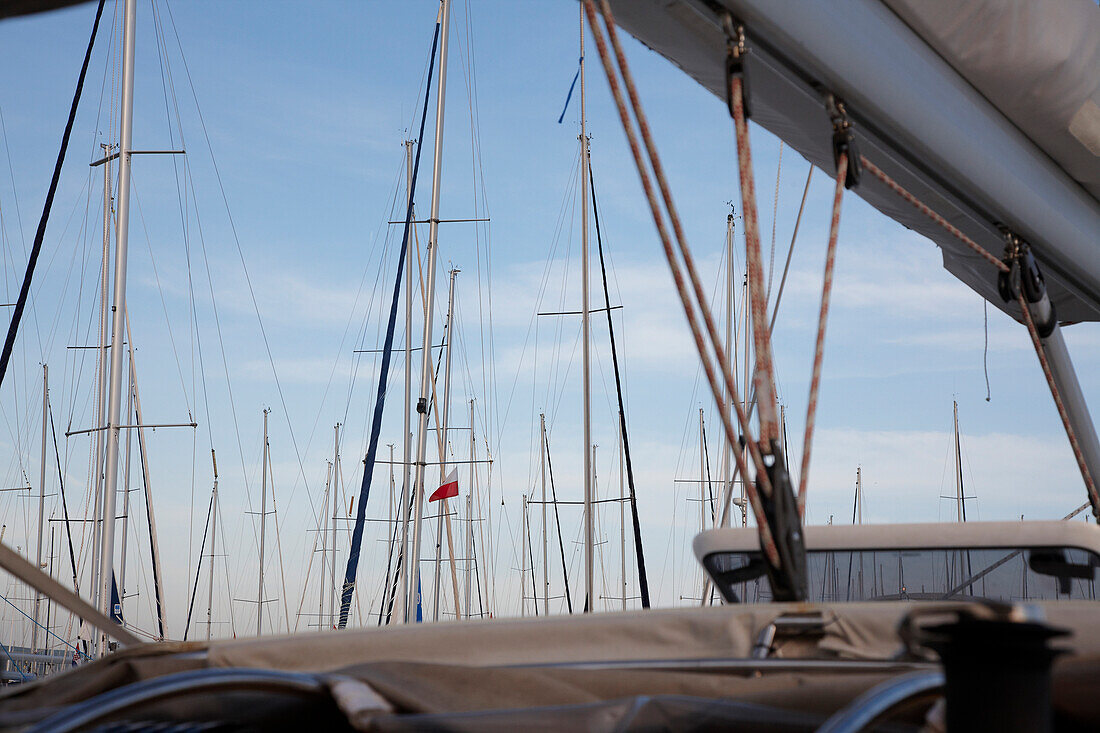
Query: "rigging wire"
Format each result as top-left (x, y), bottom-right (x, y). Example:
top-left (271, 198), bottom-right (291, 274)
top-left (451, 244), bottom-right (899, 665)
top-left (0, 0), bottom-right (105, 393)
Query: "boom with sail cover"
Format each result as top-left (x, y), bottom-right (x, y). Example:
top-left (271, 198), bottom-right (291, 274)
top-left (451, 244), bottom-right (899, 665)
top-left (607, 0), bottom-right (1100, 323)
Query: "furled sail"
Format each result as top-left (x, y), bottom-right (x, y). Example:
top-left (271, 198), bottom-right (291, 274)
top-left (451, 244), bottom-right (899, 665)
top-left (608, 0), bottom-right (1100, 321)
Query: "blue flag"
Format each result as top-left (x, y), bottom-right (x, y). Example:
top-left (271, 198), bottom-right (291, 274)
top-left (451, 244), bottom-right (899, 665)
top-left (557, 56), bottom-right (583, 124)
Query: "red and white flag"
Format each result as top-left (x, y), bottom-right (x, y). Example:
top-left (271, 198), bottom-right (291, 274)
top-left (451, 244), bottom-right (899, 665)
top-left (429, 467), bottom-right (459, 502)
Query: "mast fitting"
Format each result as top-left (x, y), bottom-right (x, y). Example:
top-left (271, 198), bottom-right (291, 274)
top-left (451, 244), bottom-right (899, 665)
top-left (826, 94), bottom-right (861, 189)
top-left (998, 232), bottom-right (1056, 337)
top-left (756, 440), bottom-right (808, 601)
top-left (722, 14), bottom-right (751, 119)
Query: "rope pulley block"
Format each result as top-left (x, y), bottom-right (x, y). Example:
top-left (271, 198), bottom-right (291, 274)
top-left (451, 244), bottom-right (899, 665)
top-left (998, 232), bottom-right (1056, 338)
top-left (756, 440), bottom-right (808, 602)
top-left (826, 94), bottom-right (861, 189)
top-left (722, 14), bottom-right (751, 119)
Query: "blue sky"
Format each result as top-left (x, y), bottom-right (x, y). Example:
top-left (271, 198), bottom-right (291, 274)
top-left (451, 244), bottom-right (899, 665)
top-left (0, 0), bottom-right (1096, 640)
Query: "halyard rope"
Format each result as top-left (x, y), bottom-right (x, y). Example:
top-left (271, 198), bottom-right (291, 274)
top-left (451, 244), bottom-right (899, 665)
top-left (584, 0), bottom-right (780, 567)
top-left (860, 156), bottom-right (1009, 274)
top-left (729, 57), bottom-right (782, 447)
top-left (798, 154), bottom-right (847, 518)
top-left (1016, 291), bottom-right (1100, 515)
top-left (860, 157), bottom-right (1097, 518)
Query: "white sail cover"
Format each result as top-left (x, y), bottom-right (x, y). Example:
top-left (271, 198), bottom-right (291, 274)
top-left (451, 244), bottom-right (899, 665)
top-left (608, 0), bottom-right (1100, 322)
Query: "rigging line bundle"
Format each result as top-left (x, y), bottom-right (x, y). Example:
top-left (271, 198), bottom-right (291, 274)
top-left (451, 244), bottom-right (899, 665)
top-left (583, 0), bottom-right (779, 567)
top-left (797, 149), bottom-right (849, 517)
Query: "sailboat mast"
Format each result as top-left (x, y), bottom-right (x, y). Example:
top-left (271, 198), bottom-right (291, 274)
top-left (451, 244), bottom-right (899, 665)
top-left (723, 213), bottom-right (735, 522)
top-left (330, 423), bottom-right (341, 628)
top-left (619, 433), bottom-right (625, 611)
top-left (32, 364), bottom-right (46, 654)
top-left (433, 268), bottom-right (458, 621)
top-left (91, 142), bottom-right (111, 615)
top-left (408, 0), bottom-right (452, 624)
top-left (97, 0), bottom-right (137, 654)
top-left (954, 401), bottom-right (965, 522)
top-left (741, 273), bottom-right (749, 527)
top-left (857, 466), bottom-right (862, 524)
top-left (126, 313), bottom-right (166, 639)
top-left (118, 363), bottom-right (132, 613)
top-left (541, 412), bottom-right (548, 615)
top-left (521, 493), bottom-right (528, 617)
top-left (319, 460), bottom-right (332, 627)
top-left (578, 0), bottom-right (594, 616)
top-left (258, 408), bottom-right (269, 635)
top-left (698, 408), bottom-right (706, 598)
top-left (207, 472), bottom-right (217, 641)
top-left (468, 399), bottom-right (476, 618)
top-left (397, 139), bottom-right (416, 622)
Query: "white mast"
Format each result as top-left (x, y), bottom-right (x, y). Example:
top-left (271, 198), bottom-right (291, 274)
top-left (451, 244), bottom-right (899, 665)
top-left (540, 412), bottom-right (548, 615)
top-left (953, 400), bottom-right (965, 523)
top-left (433, 268), bottom-right (458, 621)
top-left (579, 0), bottom-right (594, 616)
top-left (32, 364), bottom-right (46, 654)
top-left (464, 492), bottom-right (472, 619)
top-left (90, 142), bottom-right (112, 616)
top-left (118, 363), bottom-right (133, 614)
top-left (741, 274), bottom-right (749, 527)
top-left (383, 444), bottom-right (394, 620)
top-left (723, 213), bottom-right (735, 523)
top-left (619, 431), bottom-right (626, 611)
top-left (467, 399), bottom-right (476, 619)
top-left (125, 312), bottom-right (166, 639)
top-left (408, 0), bottom-right (452, 624)
top-left (329, 423), bottom-right (341, 629)
top-left (520, 493), bottom-right (527, 617)
top-left (318, 460), bottom-right (332, 627)
top-left (698, 408), bottom-right (706, 599)
top-left (97, 0), bottom-right (137, 655)
top-left (207, 470), bottom-right (217, 641)
top-left (397, 139), bottom-right (415, 622)
top-left (257, 408), bottom-right (269, 635)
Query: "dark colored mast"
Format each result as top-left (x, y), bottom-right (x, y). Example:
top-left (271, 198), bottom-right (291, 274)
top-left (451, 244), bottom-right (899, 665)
top-left (587, 160), bottom-right (651, 608)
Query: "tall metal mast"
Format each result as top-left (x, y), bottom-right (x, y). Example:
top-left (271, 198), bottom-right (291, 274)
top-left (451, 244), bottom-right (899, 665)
top-left (125, 313), bottom-right (166, 639)
top-left (953, 400), bottom-right (966, 522)
top-left (118, 362), bottom-right (133, 615)
top-left (520, 493), bottom-right (528, 617)
top-left (90, 142), bottom-right (112, 615)
top-left (32, 364), bottom-right (46, 654)
top-left (464, 492), bottom-right (472, 618)
top-left (408, 0), bottom-right (452, 624)
top-left (619, 433), bottom-right (626, 611)
top-left (330, 423), bottom-right (341, 629)
top-left (467, 399), bottom-right (476, 619)
top-left (397, 139), bottom-right (416, 622)
top-left (699, 408), bottom-right (706, 598)
top-left (318, 460), bottom-right (332, 627)
top-left (540, 412), bottom-right (548, 615)
top-left (433, 268), bottom-right (458, 621)
top-left (97, 0), bottom-right (137, 654)
top-left (722, 214), bottom-right (735, 523)
top-left (207, 467), bottom-right (217, 641)
top-left (579, 0), bottom-right (594, 615)
top-left (257, 408), bottom-right (269, 635)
